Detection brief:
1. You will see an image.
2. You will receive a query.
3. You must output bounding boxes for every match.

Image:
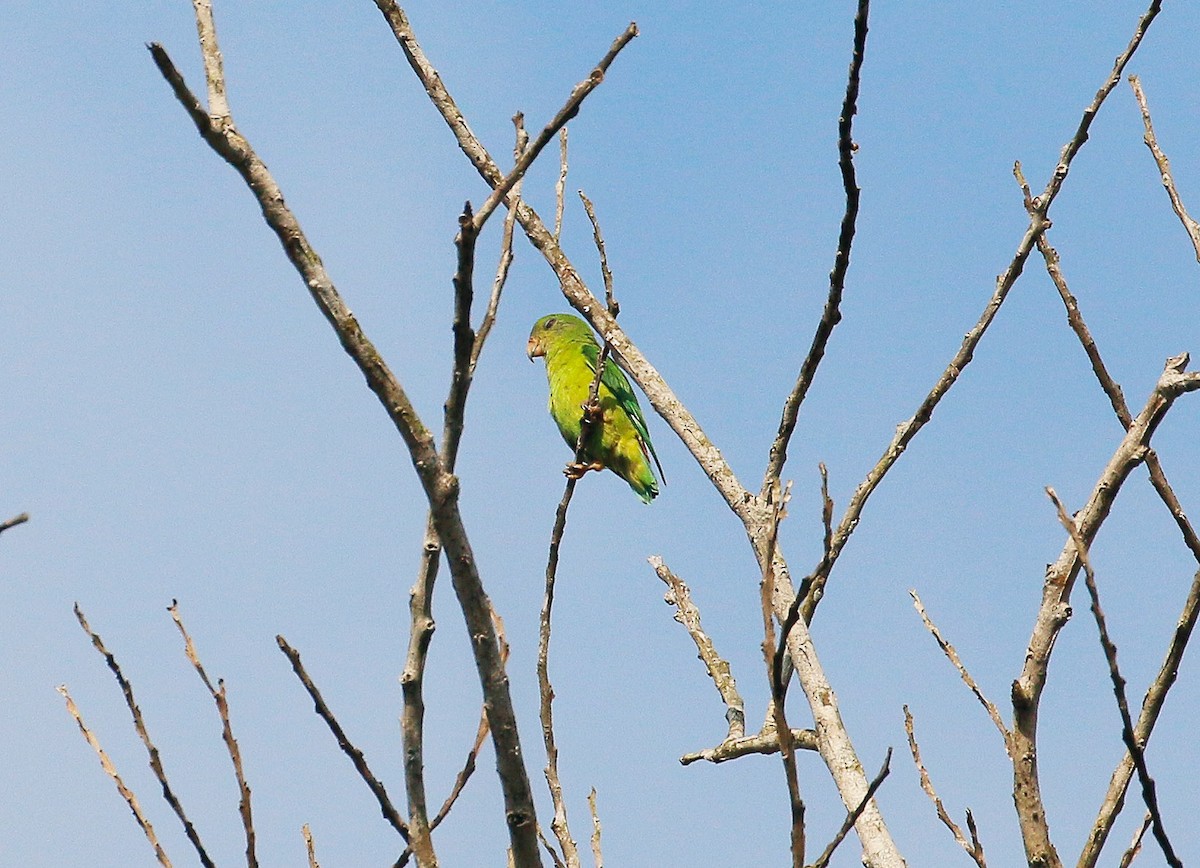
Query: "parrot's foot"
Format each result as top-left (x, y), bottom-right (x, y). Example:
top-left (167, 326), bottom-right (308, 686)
top-left (580, 400), bottom-right (604, 425)
top-left (564, 460), bottom-right (604, 480)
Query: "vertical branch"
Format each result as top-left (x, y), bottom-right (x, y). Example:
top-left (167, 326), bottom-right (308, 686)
top-left (58, 684), bottom-right (173, 867)
top-left (764, 0), bottom-right (869, 488)
top-left (554, 128), bottom-right (568, 241)
top-left (758, 483), bottom-right (804, 868)
top-left (586, 789), bottom-right (603, 868)
top-left (169, 602), bottom-right (257, 868)
top-left (303, 824), bottom-right (320, 868)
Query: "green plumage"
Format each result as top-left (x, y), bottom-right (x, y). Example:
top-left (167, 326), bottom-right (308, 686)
top-left (527, 314), bottom-right (663, 503)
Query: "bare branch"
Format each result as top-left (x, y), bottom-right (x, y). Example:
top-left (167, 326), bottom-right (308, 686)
top-left (469, 23), bottom-right (638, 233)
top-left (908, 591), bottom-right (1008, 742)
top-left (554, 128), bottom-right (568, 241)
top-left (758, 484), bottom-right (805, 867)
top-left (679, 727), bottom-right (819, 766)
top-left (58, 684), bottom-right (173, 867)
top-left (808, 748), bottom-right (892, 868)
top-left (1046, 490), bottom-right (1181, 868)
top-left (276, 635), bottom-right (409, 841)
top-left (578, 192), bottom-right (617, 316)
top-left (1011, 351), bottom-right (1196, 868)
top-left (1129, 75), bottom-right (1200, 262)
top-left (1118, 814), bottom-right (1152, 868)
top-left (904, 706), bottom-right (987, 867)
top-left (74, 605), bottom-right (214, 866)
top-left (587, 789), bottom-right (603, 868)
top-left (649, 556), bottom-right (745, 743)
top-left (765, 0), bottom-right (869, 489)
top-left (803, 0), bottom-right (1164, 623)
top-left (168, 602), bottom-right (257, 868)
top-left (0, 512), bottom-right (29, 535)
top-left (303, 824), bottom-right (320, 868)
top-left (152, 10), bottom-right (541, 859)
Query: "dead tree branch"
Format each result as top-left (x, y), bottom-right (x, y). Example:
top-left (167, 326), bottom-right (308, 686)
top-left (275, 636), bottom-right (409, 841)
top-left (151, 3), bottom-right (540, 860)
top-left (168, 601), bottom-right (257, 868)
top-left (58, 684), bottom-right (173, 867)
top-left (904, 707), bottom-right (986, 867)
top-left (1047, 490), bottom-right (1181, 867)
top-left (1129, 75), bottom-right (1200, 262)
top-left (75, 605), bottom-right (214, 867)
top-left (1010, 353), bottom-right (1198, 868)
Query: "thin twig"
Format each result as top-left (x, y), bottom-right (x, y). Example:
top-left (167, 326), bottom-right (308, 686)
top-left (1118, 814), bottom-right (1153, 868)
top-left (803, 0), bottom-right (1164, 625)
top-left (904, 706), bottom-right (987, 867)
top-left (578, 192), bottom-right (617, 316)
top-left (469, 23), bottom-right (638, 233)
top-left (1047, 490), bottom-right (1181, 868)
top-left (276, 635), bottom-right (409, 840)
top-left (764, 0), bottom-right (869, 491)
top-left (908, 591), bottom-right (1008, 742)
top-left (303, 824), bottom-right (320, 868)
top-left (758, 482), bottom-right (804, 868)
top-left (74, 605), bottom-right (213, 867)
top-left (0, 512), bottom-right (29, 535)
top-left (649, 557), bottom-right (745, 743)
top-left (554, 128), bottom-right (568, 242)
top-left (58, 684), bottom-right (173, 867)
top-left (537, 826), bottom-right (568, 868)
top-left (807, 748), bottom-right (892, 868)
top-left (1129, 75), bottom-right (1200, 262)
top-left (168, 602), bottom-right (257, 868)
top-left (586, 789), bottom-right (603, 868)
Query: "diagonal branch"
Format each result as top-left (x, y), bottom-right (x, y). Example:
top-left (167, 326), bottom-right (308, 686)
top-left (801, 0), bottom-right (1163, 623)
top-left (904, 707), bottom-right (987, 867)
top-left (1047, 490), bottom-right (1181, 868)
top-left (169, 602), bottom-right (257, 868)
top-left (909, 591), bottom-right (1008, 743)
top-left (1129, 75), bottom-right (1200, 262)
top-left (151, 8), bottom-right (541, 861)
top-left (808, 748), bottom-right (892, 868)
top-left (58, 684), bottom-right (173, 867)
top-left (75, 605), bottom-right (214, 867)
top-left (0, 512), bottom-right (29, 535)
top-left (1010, 354), bottom-right (1199, 868)
top-left (650, 557), bottom-right (745, 745)
top-left (276, 636), bottom-right (409, 841)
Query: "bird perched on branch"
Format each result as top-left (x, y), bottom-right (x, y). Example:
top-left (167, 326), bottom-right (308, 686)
top-left (527, 313), bottom-right (664, 503)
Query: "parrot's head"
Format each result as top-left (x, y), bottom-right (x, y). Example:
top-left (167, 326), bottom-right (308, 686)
top-left (528, 313), bottom-right (590, 361)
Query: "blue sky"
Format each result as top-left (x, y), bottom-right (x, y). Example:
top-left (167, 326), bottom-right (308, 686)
top-left (3, 2), bottom-right (1200, 865)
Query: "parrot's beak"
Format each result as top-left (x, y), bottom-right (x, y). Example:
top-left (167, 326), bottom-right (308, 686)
top-left (526, 336), bottom-right (542, 361)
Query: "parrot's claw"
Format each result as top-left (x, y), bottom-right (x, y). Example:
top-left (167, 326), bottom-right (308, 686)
top-left (564, 460), bottom-right (605, 480)
top-left (580, 400), bottom-right (604, 425)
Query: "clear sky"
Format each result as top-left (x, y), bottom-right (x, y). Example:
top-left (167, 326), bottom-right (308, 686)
top-left (3, 2), bottom-right (1199, 865)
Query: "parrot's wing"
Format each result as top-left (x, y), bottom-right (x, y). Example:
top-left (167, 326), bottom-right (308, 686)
top-left (581, 341), bottom-right (666, 484)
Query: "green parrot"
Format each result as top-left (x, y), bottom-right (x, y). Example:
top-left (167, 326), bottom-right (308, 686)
top-left (527, 313), bottom-right (664, 503)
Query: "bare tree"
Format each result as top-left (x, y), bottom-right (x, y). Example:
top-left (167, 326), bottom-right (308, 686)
top-left (55, 1), bottom-right (1200, 866)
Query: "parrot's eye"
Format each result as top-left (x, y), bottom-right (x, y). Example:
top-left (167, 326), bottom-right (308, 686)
top-left (543, 317), bottom-right (557, 330)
